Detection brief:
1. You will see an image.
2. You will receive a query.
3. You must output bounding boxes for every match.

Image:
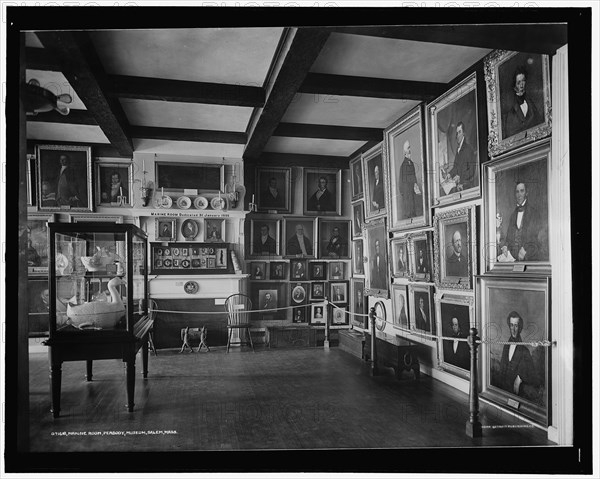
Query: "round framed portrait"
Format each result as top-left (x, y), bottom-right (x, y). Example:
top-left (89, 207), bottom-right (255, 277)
top-left (181, 219), bottom-right (199, 240)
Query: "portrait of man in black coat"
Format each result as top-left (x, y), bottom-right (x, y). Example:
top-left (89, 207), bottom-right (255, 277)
top-left (307, 176), bottom-right (335, 212)
top-left (254, 223), bottom-right (277, 255)
top-left (446, 229), bottom-right (469, 277)
top-left (414, 294), bottom-right (431, 333)
top-left (442, 122), bottom-right (478, 193)
top-left (502, 65), bottom-right (543, 140)
top-left (442, 315), bottom-right (470, 371)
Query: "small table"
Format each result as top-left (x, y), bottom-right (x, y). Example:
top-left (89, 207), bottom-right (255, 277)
top-left (364, 332), bottom-right (420, 380)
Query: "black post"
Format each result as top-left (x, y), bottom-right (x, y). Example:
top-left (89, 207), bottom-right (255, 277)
top-left (369, 306), bottom-right (379, 376)
top-left (466, 327), bottom-right (482, 438)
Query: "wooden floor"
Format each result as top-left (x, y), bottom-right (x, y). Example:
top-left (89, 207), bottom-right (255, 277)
top-left (28, 344), bottom-right (553, 455)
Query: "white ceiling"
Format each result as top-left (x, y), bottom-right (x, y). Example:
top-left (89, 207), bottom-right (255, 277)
top-left (25, 70), bottom-right (87, 110)
top-left (25, 28), bottom-right (496, 158)
top-left (89, 28), bottom-right (284, 85)
top-left (311, 33), bottom-right (492, 83)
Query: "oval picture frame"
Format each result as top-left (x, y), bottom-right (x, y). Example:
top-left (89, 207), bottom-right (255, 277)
top-left (181, 219), bottom-right (199, 241)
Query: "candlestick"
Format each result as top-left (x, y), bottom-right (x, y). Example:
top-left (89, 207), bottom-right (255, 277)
top-left (120, 187), bottom-right (123, 196)
top-left (252, 194), bottom-right (255, 204)
top-left (162, 187), bottom-right (164, 197)
top-left (142, 159), bottom-right (145, 172)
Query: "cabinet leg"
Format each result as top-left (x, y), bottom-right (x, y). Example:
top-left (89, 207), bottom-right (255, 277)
top-left (126, 360), bottom-right (135, 412)
top-left (86, 360), bottom-right (93, 381)
top-left (142, 340), bottom-right (149, 379)
top-left (49, 362), bottom-right (62, 418)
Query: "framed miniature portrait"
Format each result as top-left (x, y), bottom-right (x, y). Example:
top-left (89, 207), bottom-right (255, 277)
top-left (310, 302), bottom-right (327, 325)
top-left (409, 283), bottom-right (436, 338)
top-left (478, 275), bottom-right (550, 426)
top-left (331, 307), bottom-right (348, 326)
top-left (328, 261), bottom-right (345, 280)
top-left (353, 239), bottom-right (365, 276)
top-left (155, 161), bottom-right (224, 193)
top-left (351, 278), bottom-right (368, 329)
top-left (290, 282), bottom-right (309, 306)
top-left (290, 259), bottom-right (307, 280)
top-left (364, 217), bottom-right (389, 298)
top-left (35, 144), bottom-right (93, 212)
top-left (484, 50), bottom-right (551, 157)
top-left (249, 218), bottom-right (280, 257)
top-left (309, 261), bottom-right (326, 280)
top-left (349, 153), bottom-right (364, 201)
top-left (205, 218), bottom-right (225, 243)
top-left (181, 219), bottom-right (200, 241)
top-left (283, 217), bottom-right (316, 258)
top-left (292, 306), bottom-right (308, 324)
top-left (362, 142), bottom-right (387, 221)
top-left (433, 205), bottom-right (477, 291)
top-left (409, 230), bottom-right (434, 282)
top-left (250, 282), bottom-right (286, 321)
top-left (27, 213), bottom-right (56, 276)
top-left (391, 284), bottom-right (410, 331)
top-left (352, 202), bottom-right (365, 239)
top-left (156, 218), bottom-right (176, 242)
top-left (373, 300), bottom-right (387, 332)
top-left (96, 161), bottom-right (133, 207)
top-left (428, 72), bottom-right (481, 207)
top-left (390, 236), bottom-right (410, 279)
top-left (435, 292), bottom-right (475, 379)
top-left (269, 261), bottom-right (287, 280)
top-left (483, 139), bottom-right (550, 274)
top-left (310, 282), bottom-right (326, 301)
top-left (330, 281), bottom-right (348, 305)
top-left (251, 261), bottom-right (266, 280)
top-left (318, 219), bottom-right (350, 259)
top-left (303, 168), bottom-right (342, 216)
top-left (383, 104), bottom-right (429, 232)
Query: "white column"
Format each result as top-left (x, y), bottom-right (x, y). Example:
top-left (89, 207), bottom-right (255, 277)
top-left (547, 44), bottom-right (572, 445)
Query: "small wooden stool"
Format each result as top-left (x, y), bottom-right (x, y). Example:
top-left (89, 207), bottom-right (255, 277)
top-left (180, 326), bottom-right (210, 353)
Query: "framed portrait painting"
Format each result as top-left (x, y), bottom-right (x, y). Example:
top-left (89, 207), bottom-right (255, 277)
top-left (292, 306), bottom-right (308, 324)
top-left (290, 282), bottom-right (309, 306)
top-left (391, 284), bottom-right (409, 331)
top-left (283, 217), bottom-right (316, 258)
top-left (331, 307), bottom-right (348, 326)
top-left (409, 230), bottom-right (434, 282)
top-left (96, 161), bottom-right (133, 207)
top-left (35, 144), bottom-right (93, 212)
top-left (351, 278), bottom-right (368, 329)
top-left (435, 292), bottom-right (475, 379)
top-left (330, 281), bottom-right (348, 305)
top-left (478, 275), bottom-right (550, 426)
top-left (310, 282), bottom-right (326, 301)
top-left (349, 153), bottom-right (364, 201)
top-left (352, 202), bottom-right (365, 239)
top-left (328, 261), bottom-right (345, 280)
top-left (309, 261), bottom-right (326, 280)
top-left (156, 218), bottom-right (176, 242)
top-left (250, 282), bottom-right (286, 321)
top-left (303, 168), bottom-right (342, 216)
top-left (255, 166), bottom-right (291, 213)
top-left (205, 218), bottom-right (225, 243)
top-left (428, 72), bottom-right (481, 206)
top-left (484, 50), bottom-right (551, 157)
top-left (364, 217), bottom-right (389, 298)
top-left (433, 205), bottom-right (477, 291)
top-left (353, 239), bottom-right (365, 276)
top-left (181, 219), bottom-right (200, 241)
top-left (362, 142), bottom-right (387, 221)
top-left (390, 236), bottom-right (410, 279)
top-left (251, 261), bottom-right (266, 280)
top-left (409, 283), bottom-right (436, 338)
top-left (483, 139), bottom-right (550, 274)
top-left (249, 218), bottom-right (280, 257)
top-left (318, 219), bottom-right (350, 259)
top-left (310, 302), bottom-right (327, 326)
top-left (290, 259), bottom-right (307, 280)
top-left (269, 261), bottom-right (287, 280)
top-left (383, 105), bottom-right (428, 232)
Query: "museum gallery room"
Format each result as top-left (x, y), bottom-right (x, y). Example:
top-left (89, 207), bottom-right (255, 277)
top-left (4, 7), bottom-right (594, 475)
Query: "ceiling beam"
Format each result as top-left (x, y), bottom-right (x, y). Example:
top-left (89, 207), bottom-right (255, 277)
top-left (254, 152), bottom-right (349, 169)
top-left (243, 28), bottom-right (332, 161)
top-left (35, 31), bottom-right (134, 157)
top-left (129, 126), bottom-right (246, 144)
top-left (273, 122), bottom-right (382, 142)
top-left (26, 109), bottom-right (97, 125)
top-left (107, 75), bottom-right (265, 108)
top-left (299, 73), bottom-right (446, 101)
top-left (331, 24), bottom-right (568, 55)
top-left (25, 46), bottom-right (61, 71)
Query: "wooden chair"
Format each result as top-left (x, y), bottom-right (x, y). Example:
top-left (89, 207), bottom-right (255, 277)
top-left (224, 294), bottom-right (255, 353)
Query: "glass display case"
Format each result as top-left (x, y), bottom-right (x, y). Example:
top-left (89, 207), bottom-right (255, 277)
top-left (48, 223), bottom-right (147, 335)
top-left (45, 222), bottom-right (151, 417)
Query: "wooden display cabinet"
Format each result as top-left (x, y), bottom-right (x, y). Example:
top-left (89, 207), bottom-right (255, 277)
top-left (44, 222), bottom-right (152, 417)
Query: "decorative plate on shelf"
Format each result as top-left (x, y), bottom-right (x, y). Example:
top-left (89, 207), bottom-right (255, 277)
top-left (210, 196), bottom-right (226, 210)
top-left (194, 196), bottom-right (208, 210)
top-left (156, 195), bottom-right (172, 209)
top-left (177, 196), bottom-right (191, 209)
